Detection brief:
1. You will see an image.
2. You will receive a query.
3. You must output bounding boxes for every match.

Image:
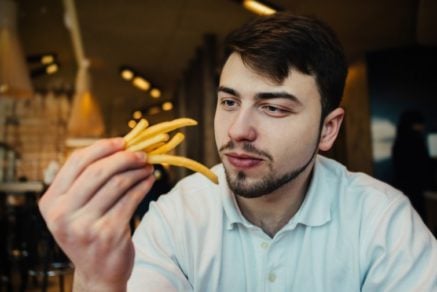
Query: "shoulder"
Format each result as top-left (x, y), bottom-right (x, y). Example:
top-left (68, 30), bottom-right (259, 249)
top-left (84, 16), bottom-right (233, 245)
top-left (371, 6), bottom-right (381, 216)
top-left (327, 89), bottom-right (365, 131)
top-left (317, 155), bottom-right (407, 212)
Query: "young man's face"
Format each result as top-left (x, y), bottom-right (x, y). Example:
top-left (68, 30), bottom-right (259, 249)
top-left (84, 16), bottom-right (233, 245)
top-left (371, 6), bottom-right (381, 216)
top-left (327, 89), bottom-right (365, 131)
top-left (214, 53), bottom-right (324, 198)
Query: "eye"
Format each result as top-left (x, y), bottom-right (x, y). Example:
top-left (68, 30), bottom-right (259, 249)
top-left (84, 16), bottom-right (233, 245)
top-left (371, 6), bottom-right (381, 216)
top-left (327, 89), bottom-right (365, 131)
top-left (220, 98), bottom-right (239, 111)
top-left (260, 104), bottom-right (290, 117)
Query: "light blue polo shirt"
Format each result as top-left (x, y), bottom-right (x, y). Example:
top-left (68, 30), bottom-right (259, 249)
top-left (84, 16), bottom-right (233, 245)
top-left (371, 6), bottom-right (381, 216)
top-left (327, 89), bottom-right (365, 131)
top-left (129, 155), bottom-right (436, 291)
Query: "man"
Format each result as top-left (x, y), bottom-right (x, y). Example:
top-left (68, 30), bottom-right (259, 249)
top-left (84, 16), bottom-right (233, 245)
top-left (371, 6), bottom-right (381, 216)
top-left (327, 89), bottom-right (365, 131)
top-left (39, 13), bottom-right (436, 291)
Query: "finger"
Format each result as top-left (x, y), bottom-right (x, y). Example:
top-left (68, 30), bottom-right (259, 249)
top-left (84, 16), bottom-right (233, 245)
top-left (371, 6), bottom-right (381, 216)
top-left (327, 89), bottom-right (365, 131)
top-left (80, 165), bottom-right (154, 218)
top-left (61, 151), bottom-right (147, 212)
top-left (44, 138), bottom-right (126, 200)
top-left (96, 174), bottom-right (156, 229)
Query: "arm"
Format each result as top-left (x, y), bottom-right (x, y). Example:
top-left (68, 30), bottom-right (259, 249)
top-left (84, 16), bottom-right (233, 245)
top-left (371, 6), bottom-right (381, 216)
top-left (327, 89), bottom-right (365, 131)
top-left (361, 196), bottom-right (437, 291)
top-left (38, 138), bottom-right (156, 291)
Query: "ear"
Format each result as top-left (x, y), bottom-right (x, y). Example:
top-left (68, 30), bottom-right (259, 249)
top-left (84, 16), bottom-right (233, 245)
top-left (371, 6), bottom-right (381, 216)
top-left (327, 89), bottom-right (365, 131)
top-left (318, 107), bottom-right (345, 152)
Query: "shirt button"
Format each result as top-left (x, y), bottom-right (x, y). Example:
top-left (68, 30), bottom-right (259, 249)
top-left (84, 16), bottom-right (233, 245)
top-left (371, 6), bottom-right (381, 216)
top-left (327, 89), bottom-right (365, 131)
top-left (268, 272), bottom-right (277, 283)
top-left (260, 242), bottom-right (269, 249)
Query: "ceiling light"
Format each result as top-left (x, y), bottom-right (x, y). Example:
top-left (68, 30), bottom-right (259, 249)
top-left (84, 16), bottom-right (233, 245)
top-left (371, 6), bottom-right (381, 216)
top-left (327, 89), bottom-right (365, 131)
top-left (128, 119), bottom-right (137, 128)
top-left (67, 64), bottom-right (105, 138)
top-left (41, 54), bottom-right (55, 64)
top-left (133, 76), bottom-right (150, 91)
top-left (162, 102), bottom-right (173, 111)
top-left (45, 63), bottom-right (59, 74)
top-left (133, 110), bottom-right (142, 119)
top-left (31, 63), bottom-right (60, 78)
top-left (242, 0), bottom-right (278, 15)
top-left (120, 68), bottom-right (134, 80)
top-left (27, 53), bottom-right (57, 65)
top-left (150, 88), bottom-right (161, 98)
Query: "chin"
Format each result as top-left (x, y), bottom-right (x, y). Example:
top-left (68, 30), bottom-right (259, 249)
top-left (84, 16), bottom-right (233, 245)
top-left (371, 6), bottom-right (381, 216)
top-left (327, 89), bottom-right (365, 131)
top-left (224, 169), bottom-right (269, 198)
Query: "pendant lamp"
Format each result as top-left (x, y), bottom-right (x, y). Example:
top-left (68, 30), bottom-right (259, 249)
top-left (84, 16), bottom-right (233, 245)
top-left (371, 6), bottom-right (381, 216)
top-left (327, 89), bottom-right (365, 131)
top-left (0, 0), bottom-right (33, 98)
top-left (64, 0), bottom-right (105, 141)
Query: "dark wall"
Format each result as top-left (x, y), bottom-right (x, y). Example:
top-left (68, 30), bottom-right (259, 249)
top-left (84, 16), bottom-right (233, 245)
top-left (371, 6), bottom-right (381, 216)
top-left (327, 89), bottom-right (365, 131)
top-left (367, 46), bottom-right (437, 184)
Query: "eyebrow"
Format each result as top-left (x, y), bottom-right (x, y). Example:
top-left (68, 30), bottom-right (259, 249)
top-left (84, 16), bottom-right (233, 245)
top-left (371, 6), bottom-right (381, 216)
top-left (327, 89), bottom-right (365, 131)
top-left (217, 86), bottom-right (302, 105)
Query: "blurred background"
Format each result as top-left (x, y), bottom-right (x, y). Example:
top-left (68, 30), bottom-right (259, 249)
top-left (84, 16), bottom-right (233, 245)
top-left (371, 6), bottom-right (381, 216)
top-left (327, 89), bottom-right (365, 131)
top-left (1, 0), bottom-right (436, 290)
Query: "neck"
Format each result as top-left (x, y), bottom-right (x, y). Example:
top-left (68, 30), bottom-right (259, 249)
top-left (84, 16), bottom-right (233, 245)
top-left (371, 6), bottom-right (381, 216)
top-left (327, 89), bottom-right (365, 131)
top-left (235, 163), bottom-right (315, 237)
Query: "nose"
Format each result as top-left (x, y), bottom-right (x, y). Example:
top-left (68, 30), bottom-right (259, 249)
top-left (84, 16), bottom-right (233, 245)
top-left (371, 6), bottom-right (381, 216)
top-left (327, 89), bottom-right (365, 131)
top-left (228, 109), bottom-right (257, 142)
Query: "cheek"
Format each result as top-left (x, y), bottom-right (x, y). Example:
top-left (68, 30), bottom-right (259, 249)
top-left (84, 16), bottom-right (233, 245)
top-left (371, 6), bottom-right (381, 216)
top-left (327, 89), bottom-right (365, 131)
top-left (214, 111), bottom-right (227, 147)
top-left (265, 122), bottom-right (320, 162)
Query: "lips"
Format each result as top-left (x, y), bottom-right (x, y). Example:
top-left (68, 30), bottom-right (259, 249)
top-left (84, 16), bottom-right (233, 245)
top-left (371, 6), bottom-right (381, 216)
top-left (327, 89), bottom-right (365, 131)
top-left (225, 152), bottom-right (263, 169)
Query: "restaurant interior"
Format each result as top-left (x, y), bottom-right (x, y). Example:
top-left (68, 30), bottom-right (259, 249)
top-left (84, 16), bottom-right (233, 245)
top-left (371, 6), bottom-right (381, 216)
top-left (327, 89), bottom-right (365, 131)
top-left (1, 0), bottom-right (436, 290)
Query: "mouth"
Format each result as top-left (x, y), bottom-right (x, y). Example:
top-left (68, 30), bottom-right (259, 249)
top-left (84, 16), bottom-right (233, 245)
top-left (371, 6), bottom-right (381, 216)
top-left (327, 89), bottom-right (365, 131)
top-left (224, 152), bottom-right (264, 169)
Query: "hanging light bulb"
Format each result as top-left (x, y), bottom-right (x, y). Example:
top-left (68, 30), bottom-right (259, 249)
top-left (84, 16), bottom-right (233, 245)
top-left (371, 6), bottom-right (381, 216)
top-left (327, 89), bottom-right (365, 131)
top-left (162, 101), bottom-right (173, 111)
top-left (150, 88), bottom-right (161, 98)
top-left (132, 110), bottom-right (142, 119)
top-left (242, 0), bottom-right (277, 15)
top-left (128, 119), bottom-right (137, 128)
top-left (67, 61), bottom-right (105, 138)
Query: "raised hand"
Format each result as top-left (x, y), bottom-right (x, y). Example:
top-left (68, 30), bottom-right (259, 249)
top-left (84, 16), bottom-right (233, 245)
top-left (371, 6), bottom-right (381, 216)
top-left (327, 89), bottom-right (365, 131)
top-left (38, 138), bottom-right (155, 291)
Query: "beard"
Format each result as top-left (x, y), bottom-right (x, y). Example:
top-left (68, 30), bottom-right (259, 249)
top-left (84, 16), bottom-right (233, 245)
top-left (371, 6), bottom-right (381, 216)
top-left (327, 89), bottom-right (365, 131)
top-left (221, 140), bottom-right (319, 198)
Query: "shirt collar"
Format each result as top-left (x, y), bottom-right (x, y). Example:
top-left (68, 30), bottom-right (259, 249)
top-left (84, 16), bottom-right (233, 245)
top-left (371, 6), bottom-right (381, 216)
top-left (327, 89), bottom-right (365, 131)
top-left (219, 155), bottom-right (335, 230)
top-left (288, 155), bottom-right (333, 228)
top-left (217, 165), bottom-right (253, 230)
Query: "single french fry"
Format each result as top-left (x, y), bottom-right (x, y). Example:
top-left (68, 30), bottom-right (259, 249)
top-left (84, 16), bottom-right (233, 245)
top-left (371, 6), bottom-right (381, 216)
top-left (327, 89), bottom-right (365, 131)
top-left (149, 132), bottom-right (185, 155)
top-left (145, 142), bottom-right (165, 152)
top-left (127, 118), bottom-right (197, 146)
top-left (147, 154), bottom-right (218, 184)
top-left (127, 133), bottom-right (169, 152)
top-left (123, 119), bottom-right (149, 143)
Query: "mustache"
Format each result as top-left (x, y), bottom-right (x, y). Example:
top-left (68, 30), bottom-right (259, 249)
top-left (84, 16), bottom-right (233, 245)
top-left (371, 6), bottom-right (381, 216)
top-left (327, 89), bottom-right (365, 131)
top-left (219, 141), bottom-right (273, 161)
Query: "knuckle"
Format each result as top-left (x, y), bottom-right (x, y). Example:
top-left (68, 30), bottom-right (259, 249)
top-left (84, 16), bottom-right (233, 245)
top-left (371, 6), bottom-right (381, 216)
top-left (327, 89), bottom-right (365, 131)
top-left (94, 138), bottom-right (121, 153)
top-left (93, 139), bottom-right (112, 150)
top-left (110, 174), bottom-right (129, 190)
top-left (68, 148), bottom-right (84, 162)
top-left (37, 194), bottom-right (49, 216)
top-left (67, 148), bottom-right (87, 169)
top-left (50, 216), bottom-right (96, 246)
top-left (115, 150), bottom-right (137, 163)
top-left (94, 220), bottom-right (125, 250)
top-left (45, 210), bottom-right (69, 239)
top-left (69, 223), bottom-right (95, 244)
top-left (86, 163), bottom-right (106, 180)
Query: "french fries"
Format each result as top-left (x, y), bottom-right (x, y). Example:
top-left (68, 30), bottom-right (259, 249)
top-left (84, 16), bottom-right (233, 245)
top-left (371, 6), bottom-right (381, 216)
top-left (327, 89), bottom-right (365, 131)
top-left (126, 133), bottom-right (169, 152)
top-left (126, 118), bottom-right (197, 147)
top-left (123, 118), bottom-right (218, 184)
top-left (149, 132), bottom-right (185, 155)
top-left (147, 155), bottom-right (218, 184)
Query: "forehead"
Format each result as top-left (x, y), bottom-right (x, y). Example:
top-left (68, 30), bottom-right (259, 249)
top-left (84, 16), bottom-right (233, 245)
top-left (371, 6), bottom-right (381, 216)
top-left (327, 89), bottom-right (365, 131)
top-left (219, 53), bottom-right (320, 104)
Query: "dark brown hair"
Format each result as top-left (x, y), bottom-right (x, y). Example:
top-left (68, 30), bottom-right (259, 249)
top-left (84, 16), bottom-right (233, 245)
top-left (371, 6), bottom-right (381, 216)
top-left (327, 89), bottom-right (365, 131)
top-left (224, 13), bottom-right (348, 118)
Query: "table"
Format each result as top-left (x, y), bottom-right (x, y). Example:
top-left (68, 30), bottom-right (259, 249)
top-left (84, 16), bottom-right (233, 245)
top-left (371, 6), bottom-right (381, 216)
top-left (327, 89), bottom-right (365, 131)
top-left (0, 181), bottom-right (45, 194)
